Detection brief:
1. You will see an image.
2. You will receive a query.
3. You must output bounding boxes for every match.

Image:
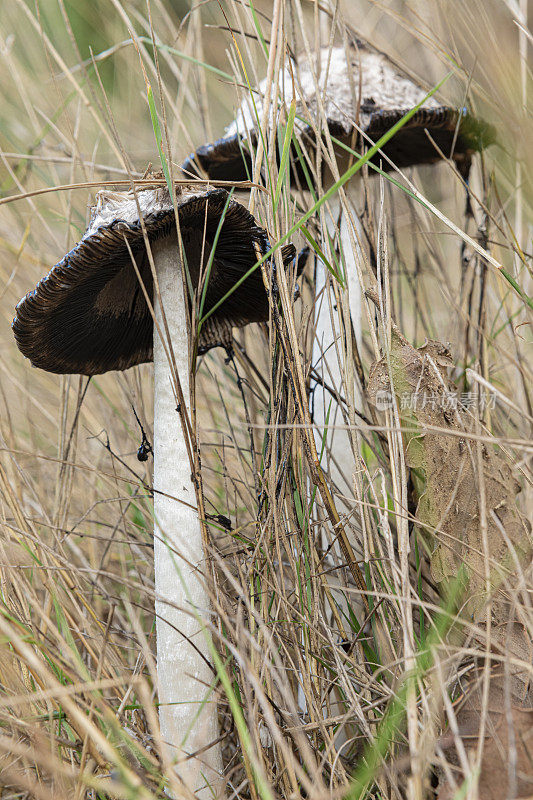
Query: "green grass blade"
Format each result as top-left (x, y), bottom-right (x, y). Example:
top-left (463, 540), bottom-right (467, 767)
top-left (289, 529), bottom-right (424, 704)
top-left (139, 37), bottom-right (234, 81)
top-left (146, 83), bottom-right (172, 195)
top-left (80, 37), bottom-right (235, 82)
top-left (208, 644), bottom-right (275, 800)
top-left (248, 1), bottom-right (269, 60)
top-left (499, 266), bottom-right (533, 310)
top-left (300, 226), bottom-right (344, 287)
top-left (197, 188), bottom-right (234, 324)
top-left (345, 568), bottom-right (467, 798)
top-left (146, 81), bottom-right (194, 299)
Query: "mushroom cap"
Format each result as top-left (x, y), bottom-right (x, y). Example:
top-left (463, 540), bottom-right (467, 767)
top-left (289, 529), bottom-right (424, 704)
top-left (13, 187), bottom-right (295, 376)
top-left (181, 41), bottom-right (495, 183)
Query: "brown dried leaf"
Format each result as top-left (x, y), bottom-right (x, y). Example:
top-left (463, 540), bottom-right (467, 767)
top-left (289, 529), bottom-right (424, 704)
top-left (367, 331), bottom-right (531, 621)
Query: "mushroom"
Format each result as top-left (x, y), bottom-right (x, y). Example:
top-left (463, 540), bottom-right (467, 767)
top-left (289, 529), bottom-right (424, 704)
top-left (181, 39), bottom-right (494, 503)
top-left (13, 187), bottom-right (288, 373)
top-left (181, 40), bottom-right (494, 184)
top-left (13, 185), bottom-right (295, 798)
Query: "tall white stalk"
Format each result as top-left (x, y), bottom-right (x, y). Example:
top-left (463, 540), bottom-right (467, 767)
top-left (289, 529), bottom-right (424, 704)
top-left (152, 233), bottom-right (223, 798)
top-left (312, 195), bottom-right (362, 502)
top-left (312, 9), bottom-right (364, 514)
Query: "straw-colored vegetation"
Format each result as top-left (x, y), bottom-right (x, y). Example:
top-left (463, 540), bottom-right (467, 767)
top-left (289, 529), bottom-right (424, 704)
top-left (0, 1), bottom-right (531, 798)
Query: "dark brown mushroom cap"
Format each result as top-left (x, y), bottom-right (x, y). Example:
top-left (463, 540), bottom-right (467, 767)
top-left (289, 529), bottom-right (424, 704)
top-left (181, 41), bottom-right (495, 184)
top-left (182, 134), bottom-right (255, 183)
top-left (13, 188), bottom-right (296, 376)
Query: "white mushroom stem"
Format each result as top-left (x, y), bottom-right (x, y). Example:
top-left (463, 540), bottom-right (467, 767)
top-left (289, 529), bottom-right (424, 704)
top-left (312, 194), bottom-right (362, 499)
top-left (152, 232), bottom-right (223, 798)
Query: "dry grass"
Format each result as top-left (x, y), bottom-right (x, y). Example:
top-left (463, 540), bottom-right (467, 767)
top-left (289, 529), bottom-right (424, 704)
top-left (0, 1), bottom-right (531, 798)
